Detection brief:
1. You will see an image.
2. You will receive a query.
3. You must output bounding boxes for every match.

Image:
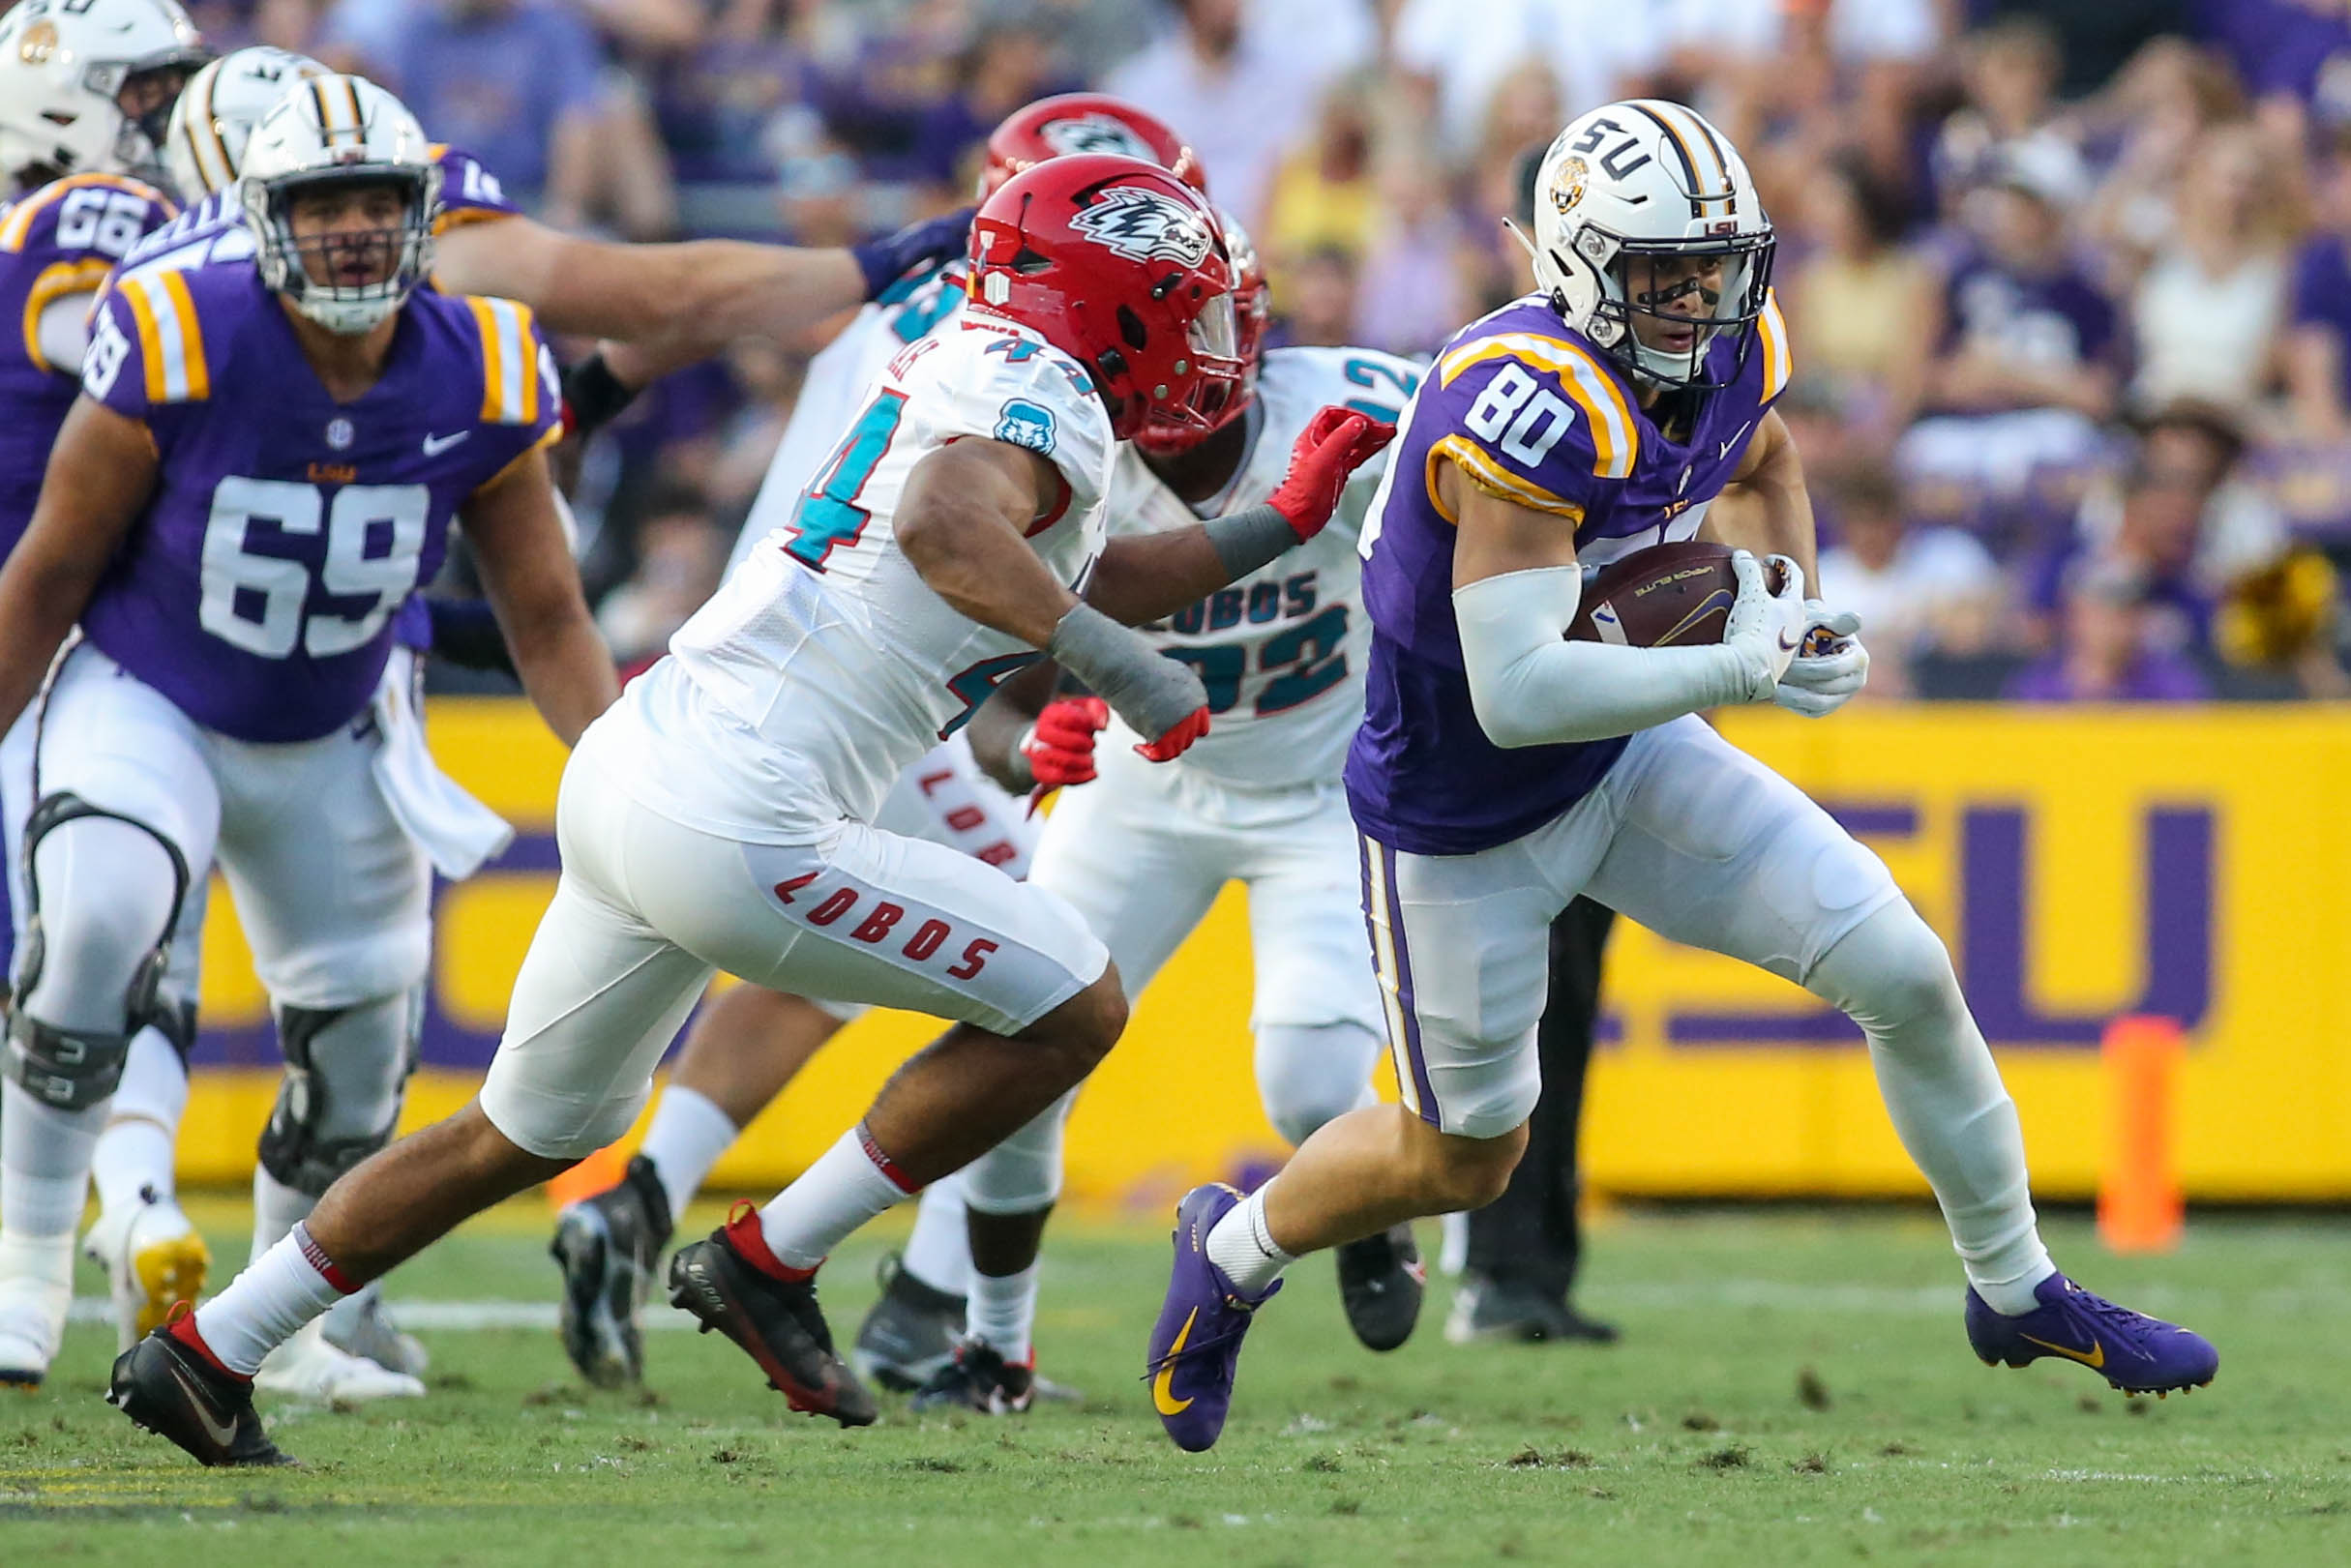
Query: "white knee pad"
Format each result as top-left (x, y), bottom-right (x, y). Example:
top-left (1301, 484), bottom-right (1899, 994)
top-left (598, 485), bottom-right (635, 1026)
top-left (258, 989), bottom-right (421, 1197)
top-left (8, 806), bottom-right (191, 1112)
top-left (1254, 1021), bottom-right (1383, 1146)
top-left (1807, 902), bottom-right (1965, 1042)
top-left (961, 1088), bottom-right (1074, 1216)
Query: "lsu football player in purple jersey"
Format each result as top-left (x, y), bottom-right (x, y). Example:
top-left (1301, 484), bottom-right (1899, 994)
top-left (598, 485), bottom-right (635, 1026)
top-left (1143, 101), bottom-right (2219, 1453)
top-left (0, 0), bottom-right (209, 1393)
top-left (51, 45), bottom-right (972, 1381)
top-left (0, 74), bottom-right (618, 1402)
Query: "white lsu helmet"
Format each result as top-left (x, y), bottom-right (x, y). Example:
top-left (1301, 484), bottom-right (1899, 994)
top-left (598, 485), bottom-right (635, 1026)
top-left (239, 73), bottom-right (441, 336)
top-left (165, 45), bottom-right (327, 200)
top-left (1524, 99), bottom-right (1775, 392)
top-left (0, 0), bottom-right (207, 188)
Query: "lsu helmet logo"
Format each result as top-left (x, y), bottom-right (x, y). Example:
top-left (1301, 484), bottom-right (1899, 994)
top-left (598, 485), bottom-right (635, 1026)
top-left (1069, 186), bottom-right (1213, 267)
top-left (1037, 113), bottom-right (1157, 163)
top-left (1552, 156), bottom-right (1589, 211)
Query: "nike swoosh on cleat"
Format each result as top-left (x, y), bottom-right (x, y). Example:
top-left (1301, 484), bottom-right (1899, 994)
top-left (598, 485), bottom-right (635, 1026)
top-left (1152, 1308), bottom-right (1198, 1416)
top-left (2019, 1332), bottom-right (2104, 1370)
top-left (422, 430), bottom-right (470, 457)
top-left (165, 1361), bottom-right (243, 1449)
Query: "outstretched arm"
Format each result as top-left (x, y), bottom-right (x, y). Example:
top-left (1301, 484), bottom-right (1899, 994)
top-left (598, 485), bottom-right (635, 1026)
top-left (0, 397), bottom-right (156, 735)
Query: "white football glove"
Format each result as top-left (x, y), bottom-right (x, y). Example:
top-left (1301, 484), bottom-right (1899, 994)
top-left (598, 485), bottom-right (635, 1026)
top-left (1773, 601), bottom-right (1870, 718)
top-left (1722, 550), bottom-right (1807, 700)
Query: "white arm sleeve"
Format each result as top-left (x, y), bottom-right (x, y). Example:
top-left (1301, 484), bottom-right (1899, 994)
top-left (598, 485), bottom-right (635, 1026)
top-left (1451, 565), bottom-right (1761, 748)
top-left (34, 292), bottom-right (93, 375)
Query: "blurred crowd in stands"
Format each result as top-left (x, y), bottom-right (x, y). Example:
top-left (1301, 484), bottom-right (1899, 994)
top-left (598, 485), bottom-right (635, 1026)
top-left (194, 0), bottom-right (2351, 701)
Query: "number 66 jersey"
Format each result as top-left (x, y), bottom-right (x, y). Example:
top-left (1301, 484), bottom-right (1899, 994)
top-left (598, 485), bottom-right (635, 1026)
top-left (76, 251), bottom-right (559, 743)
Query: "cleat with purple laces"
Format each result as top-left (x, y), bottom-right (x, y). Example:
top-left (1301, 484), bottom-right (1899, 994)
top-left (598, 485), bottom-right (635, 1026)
top-left (1965, 1272), bottom-right (2217, 1395)
top-left (1142, 1183), bottom-right (1280, 1452)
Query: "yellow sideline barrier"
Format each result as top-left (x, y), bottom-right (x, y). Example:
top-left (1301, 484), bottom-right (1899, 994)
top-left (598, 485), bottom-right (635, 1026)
top-left (173, 699), bottom-right (2351, 1206)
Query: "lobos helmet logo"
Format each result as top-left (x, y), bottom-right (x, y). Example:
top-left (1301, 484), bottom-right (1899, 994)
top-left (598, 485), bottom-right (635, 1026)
top-left (1037, 113), bottom-right (1157, 162)
top-left (1069, 186), bottom-right (1213, 266)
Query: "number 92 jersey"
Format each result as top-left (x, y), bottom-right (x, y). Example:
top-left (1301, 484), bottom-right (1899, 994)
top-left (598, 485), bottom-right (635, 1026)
top-left (665, 308), bottom-right (1115, 830)
top-left (0, 172), bottom-right (175, 551)
top-left (1110, 344), bottom-right (1417, 789)
top-left (75, 250), bottom-right (559, 744)
top-left (1347, 289), bottom-right (1792, 856)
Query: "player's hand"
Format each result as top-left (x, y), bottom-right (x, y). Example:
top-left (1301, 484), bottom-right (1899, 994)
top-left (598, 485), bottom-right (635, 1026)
top-left (1020, 696), bottom-right (1110, 787)
top-left (1134, 703), bottom-right (1210, 762)
top-left (1265, 405), bottom-right (1397, 542)
top-left (850, 206), bottom-right (976, 299)
top-left (1721, 550), bottom-right (1806, 700)
top-left (1773, 602), bottom-right (1869, 719)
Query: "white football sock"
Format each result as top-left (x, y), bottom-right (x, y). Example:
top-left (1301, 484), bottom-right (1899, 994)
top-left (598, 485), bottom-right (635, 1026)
top-left (901, 1170), bottom-right (972, 1298)
top-left (756, 1126), bottom-right (913, 1272)
top-left (250, 1168), bottom-right (316, 1264)
top-left (1204, 1186), bottom-right (1294, 1298)
top-left (638, 1084), bottom-right (737, 1225)
top-left (1807, 902), bottom-right (2055, 1316)
top-left (966, 1260), bottom-right (1038, 1363)
top-left (91, 1027), bottom-right (189, 1215)
top-left (193, 1223), bottom-right (350, 1376)
top-left (1, 1080), bottom-right (103, 1239)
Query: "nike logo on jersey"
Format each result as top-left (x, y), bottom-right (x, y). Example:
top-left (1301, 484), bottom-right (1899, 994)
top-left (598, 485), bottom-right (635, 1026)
top-left (1718, 422), bottom-right (1752, 459)
top-left (166, 1361), bottom-right (244, 1449)
top-left (1152, 1309), bottom-right (1200, 1415)
top-left (422, 430), bottom-right (470, 457)
top-left (2020, 1332), bottom-right (2106, 1370)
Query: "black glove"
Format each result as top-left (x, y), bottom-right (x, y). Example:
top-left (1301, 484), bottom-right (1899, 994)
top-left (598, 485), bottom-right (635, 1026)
top-left (561, 350), bottom-right (639, 439)
top-left (849, 206), bottom-right (976, 300)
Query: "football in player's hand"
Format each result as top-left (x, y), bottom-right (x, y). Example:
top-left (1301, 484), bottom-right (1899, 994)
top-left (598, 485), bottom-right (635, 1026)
top-left (1565, 541), bottom-right (1786, 647)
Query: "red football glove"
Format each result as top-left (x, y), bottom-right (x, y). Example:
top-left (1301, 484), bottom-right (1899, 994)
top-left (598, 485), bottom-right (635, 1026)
top-left (1265, 405), bottom-right (1399, 542)
top-left (1133, 703), bottom-right (1211, 762)
top-left (1020, 696), bottom-right (1109, 788)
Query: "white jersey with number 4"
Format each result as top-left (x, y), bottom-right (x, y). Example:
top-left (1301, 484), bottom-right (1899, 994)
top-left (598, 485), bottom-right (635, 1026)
top-left (729, 260), bottom-right (969, 575)
top-left (1108, 344), bottom-right (1419, 789)
top-left (622, 307), bottom-right (1115, 840)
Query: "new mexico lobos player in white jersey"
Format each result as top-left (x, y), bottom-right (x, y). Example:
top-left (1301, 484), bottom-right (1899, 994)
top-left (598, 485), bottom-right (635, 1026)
top-left (906, 220), bottom-right (1430, 1415)
top-left (550, 93), bottom-right (1210, 1396)
top-left (53, 44), bottom-right (973, 1386)
top-left (113, 154), bottom-right (1392, 1467)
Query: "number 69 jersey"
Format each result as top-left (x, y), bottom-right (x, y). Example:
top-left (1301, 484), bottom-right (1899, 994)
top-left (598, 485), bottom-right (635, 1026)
top-left (1108, 345), bottom-right (1417, 789)
top-left (658, 308), bottom-right (1115, 831)
top-left (74, 251), bottom-right (559, 744)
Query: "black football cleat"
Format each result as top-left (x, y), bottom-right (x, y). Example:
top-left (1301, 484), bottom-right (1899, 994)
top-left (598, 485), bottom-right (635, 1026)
top-left (107, 1319), bottom-right (293, 1468)
top-left (850, 1252), bottom-right (966, 1392)
top-left (1335, 1223), bottom-right (1426, 1352)
top-left (908, 1337), bottom-right (1037, 1415)
top-left (1444, 1273), bottom-right (1621, 1346)
top-left (551, 1154), bottom-right (673, 1388)
top-left (667, 1202), bottom-right (877, 1427)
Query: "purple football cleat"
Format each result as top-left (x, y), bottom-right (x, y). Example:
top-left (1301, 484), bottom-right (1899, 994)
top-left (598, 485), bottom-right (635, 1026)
top-left (1965, 1272), bottom-right (2217, 1396)
top-left (1143, 1183), bottom-right (1281, 1452)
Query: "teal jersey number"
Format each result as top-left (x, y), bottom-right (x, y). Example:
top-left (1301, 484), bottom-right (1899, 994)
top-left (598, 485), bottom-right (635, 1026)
top-left (1163, 605), bottom-right (1352, 719)
top-left (786, 390), bottom-right (908, 570)
top-left (1342, 357), bottom-right (1421, 423)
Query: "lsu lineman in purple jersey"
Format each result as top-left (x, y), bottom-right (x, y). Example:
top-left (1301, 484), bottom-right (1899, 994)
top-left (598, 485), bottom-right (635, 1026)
top-left (1145, 100), bottom-right (2218, 1454)
top-left (0, 0), bottom-right (207, 1390)
top-left (0, 74), bottom-right (617, 1395)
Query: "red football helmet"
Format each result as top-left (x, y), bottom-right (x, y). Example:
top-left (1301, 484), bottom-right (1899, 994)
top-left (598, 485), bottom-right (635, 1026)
top-left (967, 154), bottom-right (1244, 443)
top-left (980, 93), bottom-right (1207, 198)
top-left (1134, 207), bottom-right (1269, 457)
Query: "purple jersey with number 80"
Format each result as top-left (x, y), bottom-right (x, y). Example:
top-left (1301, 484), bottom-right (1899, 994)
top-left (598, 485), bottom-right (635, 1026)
top-left (76, 252), bottom-right (558, 743)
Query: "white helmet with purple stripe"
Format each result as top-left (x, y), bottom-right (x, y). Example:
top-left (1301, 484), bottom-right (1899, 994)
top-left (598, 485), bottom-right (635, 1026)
top-left (164, 45), bottom-right (326, 200)
top-left (1523, 99), bottom-right (1774, 393)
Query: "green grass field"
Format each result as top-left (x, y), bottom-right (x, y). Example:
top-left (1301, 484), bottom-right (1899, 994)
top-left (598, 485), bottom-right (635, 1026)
top-left (1, 1198), bottom-right (2343, 1567)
